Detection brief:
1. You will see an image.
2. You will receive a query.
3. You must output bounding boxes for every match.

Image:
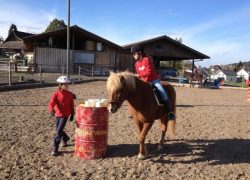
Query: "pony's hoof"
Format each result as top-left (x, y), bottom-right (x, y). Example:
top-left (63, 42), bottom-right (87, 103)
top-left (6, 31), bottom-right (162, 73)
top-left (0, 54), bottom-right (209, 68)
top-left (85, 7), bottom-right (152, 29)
top-left (157, 144), bottom-right (164, 151)
top-left (138, 153), bottom-right (147, 160)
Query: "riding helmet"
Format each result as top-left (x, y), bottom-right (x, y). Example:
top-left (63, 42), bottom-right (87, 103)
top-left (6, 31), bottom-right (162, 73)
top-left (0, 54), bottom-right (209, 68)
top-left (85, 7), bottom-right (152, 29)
top-left (56, 76), bottom-right (71, 84)
top-left (131, 44), bottom-right (144, 54)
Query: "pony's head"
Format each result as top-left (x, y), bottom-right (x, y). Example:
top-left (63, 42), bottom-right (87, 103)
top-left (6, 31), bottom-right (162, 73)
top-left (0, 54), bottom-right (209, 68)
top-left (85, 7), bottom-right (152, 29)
top-left (107, 71), bottom-right (136, 113)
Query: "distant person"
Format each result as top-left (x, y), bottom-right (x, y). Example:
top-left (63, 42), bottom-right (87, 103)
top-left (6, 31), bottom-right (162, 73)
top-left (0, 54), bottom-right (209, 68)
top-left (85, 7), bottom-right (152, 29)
top-left (214, 79), bottom-right (220, 87)
top-left (131, 45), bottom-right (175, 120)
top-left (48, 76), bottom-right (75, 156)
top-left (194, 66), bottom-right (198, 78)
top-left (198, 66), bottom-right (203, 75)
top-left (203, 76), bottom-right (208, 86)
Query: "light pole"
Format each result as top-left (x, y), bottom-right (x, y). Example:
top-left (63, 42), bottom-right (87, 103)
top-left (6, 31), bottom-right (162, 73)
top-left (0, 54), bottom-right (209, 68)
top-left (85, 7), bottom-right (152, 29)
top-left (67, 0), bottom-right (70, 78)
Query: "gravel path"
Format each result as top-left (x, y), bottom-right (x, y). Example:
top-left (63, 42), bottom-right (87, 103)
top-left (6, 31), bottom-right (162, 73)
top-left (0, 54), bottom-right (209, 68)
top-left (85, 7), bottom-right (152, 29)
top-left (0, 81), bottom-right (249, 179)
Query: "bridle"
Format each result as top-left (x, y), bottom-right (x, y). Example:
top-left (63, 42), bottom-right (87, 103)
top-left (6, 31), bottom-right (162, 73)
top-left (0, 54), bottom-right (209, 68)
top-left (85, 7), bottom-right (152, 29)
top-left (108, 99), bottom-right (122, 108)
top-left (108, 92), bottom-right (124, 108)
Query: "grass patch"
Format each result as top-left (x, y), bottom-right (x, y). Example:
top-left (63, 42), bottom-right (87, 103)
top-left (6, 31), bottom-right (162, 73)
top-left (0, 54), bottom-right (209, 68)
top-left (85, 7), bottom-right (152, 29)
top-left (224, 82), bottom-right (248, 88)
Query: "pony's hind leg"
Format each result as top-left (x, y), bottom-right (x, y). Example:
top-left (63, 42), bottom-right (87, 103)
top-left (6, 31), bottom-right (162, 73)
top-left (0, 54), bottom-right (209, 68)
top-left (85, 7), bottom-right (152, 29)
top-left (158, 118), bottom-right (167, 151)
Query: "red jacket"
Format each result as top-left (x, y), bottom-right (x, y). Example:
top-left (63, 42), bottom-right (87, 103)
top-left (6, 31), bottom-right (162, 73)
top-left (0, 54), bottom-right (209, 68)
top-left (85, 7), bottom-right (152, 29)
top-left (48, 88), bottom-right (74, 117)
top-left (135, 56), bottom-right (159, 82)
top-left (246, 80), bottom-right (250, 86)
top-left (194, 68), bottom-right (198, 75)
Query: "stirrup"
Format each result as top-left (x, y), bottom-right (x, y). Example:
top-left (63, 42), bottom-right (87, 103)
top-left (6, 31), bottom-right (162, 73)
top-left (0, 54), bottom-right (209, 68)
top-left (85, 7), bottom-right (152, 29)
top-left (168, 112), bottom-right (176, 120)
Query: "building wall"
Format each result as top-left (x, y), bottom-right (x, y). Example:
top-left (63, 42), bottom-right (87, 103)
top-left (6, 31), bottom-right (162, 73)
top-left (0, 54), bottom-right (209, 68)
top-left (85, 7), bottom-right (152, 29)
top-left (226, 75), bottom-right (237, 82)
top-left (211, 71), bottom-right (226, 81)
top-left (118, 54), bottom-right (134, 71)
top-left (35, 47), bottom-right (72, 73)
top-left (95, 48), bottom-right (116, 66)
top-left (211, 71), bottom-right (237, 82)
top-left (24, 42), bottom-right (34, 52)
top-left (35, 47), bottom-right (118, 73)
top-left (237, 69), bottom-right (249, 80)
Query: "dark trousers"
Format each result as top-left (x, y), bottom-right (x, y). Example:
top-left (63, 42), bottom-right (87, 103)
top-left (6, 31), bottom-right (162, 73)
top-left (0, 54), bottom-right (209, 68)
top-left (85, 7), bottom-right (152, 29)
top-left (52, 117), bottom-right (69, 149)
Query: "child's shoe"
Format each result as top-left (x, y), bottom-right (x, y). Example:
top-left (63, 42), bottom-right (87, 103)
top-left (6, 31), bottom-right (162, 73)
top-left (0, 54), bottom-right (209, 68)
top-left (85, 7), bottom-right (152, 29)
top-left (62, 136), bottom-right (70, 147)
top-left (51, 148), bottom-right (59, 156)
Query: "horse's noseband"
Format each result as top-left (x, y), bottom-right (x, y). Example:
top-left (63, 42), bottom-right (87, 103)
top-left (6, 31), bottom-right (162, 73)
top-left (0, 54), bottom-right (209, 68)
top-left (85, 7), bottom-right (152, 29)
top-left (108, 100), bottom-right (121, 108)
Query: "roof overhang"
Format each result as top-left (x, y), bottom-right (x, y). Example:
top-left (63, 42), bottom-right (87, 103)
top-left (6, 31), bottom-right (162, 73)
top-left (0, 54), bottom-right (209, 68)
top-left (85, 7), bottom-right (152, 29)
top-left (0, 41), bottom-right (26, 49)
top-left (122, 35), bottom-right (210, 61)
top-left (24, 25), bottom-right (122, 50)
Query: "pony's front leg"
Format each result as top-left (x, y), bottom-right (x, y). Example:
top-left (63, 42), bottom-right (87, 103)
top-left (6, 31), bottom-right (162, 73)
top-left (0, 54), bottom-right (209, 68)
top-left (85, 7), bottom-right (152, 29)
top-left (133, 118), bottom-right (143, 138)
top-left (138, 122), bottom-right (153, 160)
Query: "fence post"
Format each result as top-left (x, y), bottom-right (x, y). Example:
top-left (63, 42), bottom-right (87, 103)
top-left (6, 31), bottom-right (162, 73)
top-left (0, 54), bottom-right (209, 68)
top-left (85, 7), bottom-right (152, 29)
top-left (91, 65), bottom-right (94, 77)
top-left (9, 60), bottom-right (11, 86)
top-left (39, 65), bottom-right (42, 83)
top-left (62, 65), bottom-right (64, 75)
top-left (78, 66), bottom-right (81, 80)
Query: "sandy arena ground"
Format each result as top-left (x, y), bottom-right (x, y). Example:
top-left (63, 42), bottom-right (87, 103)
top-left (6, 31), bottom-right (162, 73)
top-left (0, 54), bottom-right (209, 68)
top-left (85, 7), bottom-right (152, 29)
top-left (0, 81), bottom-right (249, 179)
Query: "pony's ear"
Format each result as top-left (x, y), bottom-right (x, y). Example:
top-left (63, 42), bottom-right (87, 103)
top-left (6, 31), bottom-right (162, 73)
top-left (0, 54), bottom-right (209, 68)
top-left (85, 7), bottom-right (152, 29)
top-left (124, 69), bottom-right (131, 73)
top-left (109, 71), bottom-right (115, 76)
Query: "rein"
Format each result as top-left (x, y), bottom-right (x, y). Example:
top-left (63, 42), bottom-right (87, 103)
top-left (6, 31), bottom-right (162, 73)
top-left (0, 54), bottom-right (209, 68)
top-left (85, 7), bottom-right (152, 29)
top-left (108, 100), bottom-right (119, 104)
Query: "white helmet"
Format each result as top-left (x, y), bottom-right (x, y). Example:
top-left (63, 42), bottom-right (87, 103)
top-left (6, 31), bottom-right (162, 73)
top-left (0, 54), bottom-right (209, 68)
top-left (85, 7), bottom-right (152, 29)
top-left (56, 76), bottom-right (71, 84)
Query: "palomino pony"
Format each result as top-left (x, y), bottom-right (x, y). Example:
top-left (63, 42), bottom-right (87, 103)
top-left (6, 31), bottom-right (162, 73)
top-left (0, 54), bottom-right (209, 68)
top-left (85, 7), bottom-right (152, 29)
top-left (107, 71), bottom-right (176, 159)
top-left (184, 70), bottom-right (203, 88)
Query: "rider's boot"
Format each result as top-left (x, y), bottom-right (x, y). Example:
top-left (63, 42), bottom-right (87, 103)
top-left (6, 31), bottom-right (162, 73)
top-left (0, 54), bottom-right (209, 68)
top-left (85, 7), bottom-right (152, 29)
top-left (163, 100), bottom-right (176, 120)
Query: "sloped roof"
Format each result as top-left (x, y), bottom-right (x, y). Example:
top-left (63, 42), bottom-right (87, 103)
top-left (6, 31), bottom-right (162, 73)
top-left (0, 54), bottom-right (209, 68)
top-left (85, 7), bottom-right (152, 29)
top-left (24, 25), bottom-right (122, 50)
top-left (242, 67), bottom-right (250, 73)
top-left (122, 35), bottom-right (210, 60)
top-left (221, 69), bottom-right (237, 76)
top-left (4, 30), bottom-right (34, 42)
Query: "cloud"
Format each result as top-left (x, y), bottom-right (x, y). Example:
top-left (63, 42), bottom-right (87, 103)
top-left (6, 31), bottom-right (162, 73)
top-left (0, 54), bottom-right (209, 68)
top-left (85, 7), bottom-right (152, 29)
top-left (40, 9), bottom-right (58, 22)
top-left (166, 5), bottom-right (250, 67)
top-left (176, 5), bottom-right (250, 41)
top-left (193, 40), bottom-right (249, 67)
top-left (0, 3), bottom-right (57, 39)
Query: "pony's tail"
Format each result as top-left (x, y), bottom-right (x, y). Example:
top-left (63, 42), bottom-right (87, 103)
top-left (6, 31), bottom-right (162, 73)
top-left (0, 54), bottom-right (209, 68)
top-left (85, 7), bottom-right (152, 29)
top-left (167, 95), bottom-right (176, 137)
top-left (167, 120), bottom-right (176, 137)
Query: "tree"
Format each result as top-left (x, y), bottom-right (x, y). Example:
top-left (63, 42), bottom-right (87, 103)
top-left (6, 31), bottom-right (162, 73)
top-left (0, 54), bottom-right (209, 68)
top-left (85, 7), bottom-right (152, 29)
top-left (160, 61), bottom-right (172, 67)
top-left (0, 36), bottom-right (3, 44)
top-left (8, 24), bottom-right (17, 35)
top-left (174, 61), bottom-right (183, 70)
top-left (237, 61), bottom-right (243, 71)
top-left (175, 37), bottom-right (183, 43)
top-left (238, 61), bottom-right (243, 67)
top-left (182, 60), bottom-right (193, 70)
top-left (45, 18), bottom-right (66, 32)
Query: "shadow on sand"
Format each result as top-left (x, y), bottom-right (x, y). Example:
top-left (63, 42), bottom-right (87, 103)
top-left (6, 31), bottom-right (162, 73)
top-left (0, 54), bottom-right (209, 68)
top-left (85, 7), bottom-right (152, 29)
top-left (107, 139), bottom-right (250, 165)
top-left (177, 104), bottom-right (249, 108)
top-left (0, 104), bottom-right (47, 107)
top-left (57, 150), bottom-right (75, 156)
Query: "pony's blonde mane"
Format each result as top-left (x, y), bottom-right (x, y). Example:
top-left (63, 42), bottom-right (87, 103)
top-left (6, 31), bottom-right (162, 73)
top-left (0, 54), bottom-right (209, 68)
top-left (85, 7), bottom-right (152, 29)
top-left (107, 71), bottom-right (136, 93)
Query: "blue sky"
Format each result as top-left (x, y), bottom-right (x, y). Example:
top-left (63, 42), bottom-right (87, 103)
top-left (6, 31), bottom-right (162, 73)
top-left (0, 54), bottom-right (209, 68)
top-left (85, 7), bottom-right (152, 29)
top-left (1, 0), bottom-right (250, 67)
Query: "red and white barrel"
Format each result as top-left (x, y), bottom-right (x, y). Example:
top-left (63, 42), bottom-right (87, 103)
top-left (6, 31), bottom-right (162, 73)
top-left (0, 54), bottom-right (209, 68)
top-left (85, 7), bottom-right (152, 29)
top-left (74, 105), bottom-right (108, 160)
top-left (247, 87), bottom-right (250, 102)
top-left (246, 80), bottom-right (250, 102)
